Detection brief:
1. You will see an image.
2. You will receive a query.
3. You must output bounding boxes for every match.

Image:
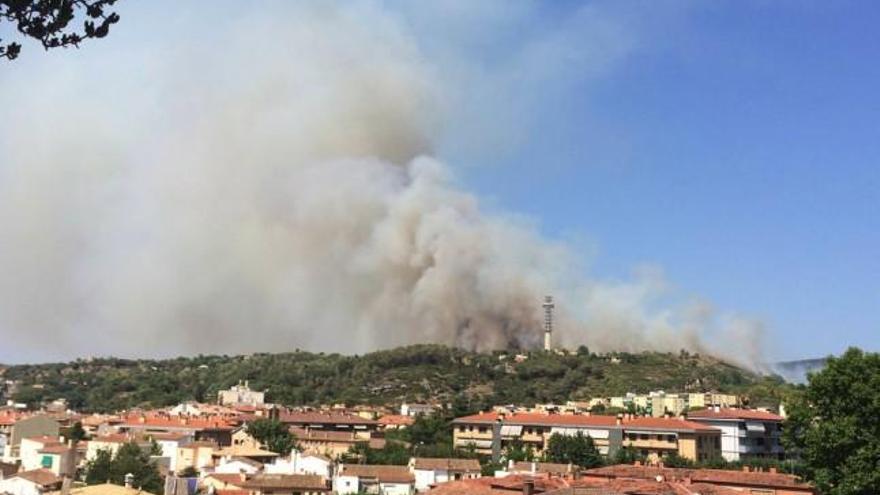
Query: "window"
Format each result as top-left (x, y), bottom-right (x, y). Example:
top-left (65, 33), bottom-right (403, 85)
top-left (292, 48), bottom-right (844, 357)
top-left (640, 434), bottom-right (649, 440)
top-left (478, 427), bottom-right (487, 434)
top-left (667, 435), bottom-right (675, 443)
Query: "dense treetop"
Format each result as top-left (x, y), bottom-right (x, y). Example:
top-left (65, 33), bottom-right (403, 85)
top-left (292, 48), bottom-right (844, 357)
top-left (0, 345), bottom-right (790, 413)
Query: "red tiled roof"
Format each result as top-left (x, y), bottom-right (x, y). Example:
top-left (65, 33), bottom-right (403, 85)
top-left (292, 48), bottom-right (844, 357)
top-left (339, 465), bottom-right (414, 484)
top-left (413, 458), bottom-right (481, 472)
top-left (38, 445), bottom-right (71, 454)
top-left (378, 415), bottom-right (415, 426)
top-left (453, 412), bottom-right (619, 428)
top-left (687, 408), bottom-right (783, 422)
top-left (239, 474), bottom-right (329, 491)
top-left (12, 469), bottom-right (63, 487)
top-left (278, 411), bottom-right (378, 426)
top-left (510, 462), bottom-right (574, 474)
top-left (119, 414), bottom-right (234, 430)
top-left (205, 474), bottom-right (246, 487)
top-left (583, 464), bottom-right (813, 491)
top-left (91, 434), bottom-right (132, 444)
top-left (621, 417), bottom-right (719, 433)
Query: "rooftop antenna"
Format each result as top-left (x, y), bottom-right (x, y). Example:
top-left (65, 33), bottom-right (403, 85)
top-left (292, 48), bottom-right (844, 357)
top-left (543, 295), bottom-right (555, 351)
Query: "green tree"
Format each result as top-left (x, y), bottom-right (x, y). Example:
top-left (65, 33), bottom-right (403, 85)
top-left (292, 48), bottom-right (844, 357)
top-left (543, 432), bottom-right (602, 468)
top-left (0, 0), bottom-right (121, 60)
top-left (612, 446), bottom-right (644, 465)
top-left (247, 418), bottom-right (297, 455)
top-left (503, 439), bottom-right (535, 463)
top-left (69, 421), bottom-right (88, 443)
top-left (84, 449), bottom-right (113, 484)
top-left (662, 453), bottom-right (694, 468)
top-left (111, 443), bottom-right (163, 494)
top-left (84, 443), bottom-right (162, 494)
top-left (784, 348), bottom-right (880, 495)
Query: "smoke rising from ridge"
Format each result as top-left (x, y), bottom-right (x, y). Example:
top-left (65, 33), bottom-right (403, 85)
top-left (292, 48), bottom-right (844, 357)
top-left (0, 2), bottom-right (766, 368)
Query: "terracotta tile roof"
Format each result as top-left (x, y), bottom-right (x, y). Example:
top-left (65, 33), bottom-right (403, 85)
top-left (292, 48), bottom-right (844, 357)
top-left (91, 434), bottom-right (133, 444)
top-left (621, 417), bottom-right (719, 434)
top-left (239, 474), bottom-right (329, 491)
top-left (213, 445), bottom-right (278, 458)
top-left (204, 474), bottom-right (247, 487)
top-left (119, 414), bottom-right (234, 430)
top-left (687, 408), bottom-right (783, 422)
top-left (12, 469), bottom-right (63, 487)
top-left (413, 458), bottom-right (481, 472)
top-left (339, 464), bottom-right (414, 484)
top-left (38, 444), bottom-right (72, 454)
top-left (278, 411), bottom-right (378, 426)
top-left (49, 483), bottom-right (159, 495)
top-left (215, 490), bottom-right (249, 495)
top-left (454, 412), bottom-right (619, 428)
top-left (378, 415), bottom-right (415, 426)
top-left (24, 435), bottom-right (62, 444)
top-left (510, 462), bottom-right (575, 475)
top-left (582, 464), bottom-right (813, 491)
top-left (290, 427), bottom-right (365, 442)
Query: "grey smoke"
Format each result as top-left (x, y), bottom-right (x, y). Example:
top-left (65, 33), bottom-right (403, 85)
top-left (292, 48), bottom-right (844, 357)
top-left (0, 2), bottom-right (766, 368)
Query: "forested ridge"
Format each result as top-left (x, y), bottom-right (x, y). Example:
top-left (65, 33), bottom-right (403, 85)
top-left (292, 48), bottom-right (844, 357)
top-left (0, 344), bottom-right (790, 412)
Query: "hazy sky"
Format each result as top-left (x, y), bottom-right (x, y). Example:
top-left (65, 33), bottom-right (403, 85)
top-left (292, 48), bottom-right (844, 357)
top-left (0, 1), bottom-right (877, 362)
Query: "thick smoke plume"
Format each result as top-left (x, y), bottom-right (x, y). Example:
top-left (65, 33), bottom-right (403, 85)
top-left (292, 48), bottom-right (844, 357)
top-left (0, 2), bottom-right (766, 368)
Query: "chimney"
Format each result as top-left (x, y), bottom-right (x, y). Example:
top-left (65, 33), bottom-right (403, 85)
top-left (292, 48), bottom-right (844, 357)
top-left (616, 413), bottom-right (623, 425)
top-left (742, 466), bottom-right (750, 473)
top-left (769, 467), bottom-right (777, 474)
top-left (124, 473), bottom-right (134, 489)
top-left (523, 479), bottom-right (535, 495)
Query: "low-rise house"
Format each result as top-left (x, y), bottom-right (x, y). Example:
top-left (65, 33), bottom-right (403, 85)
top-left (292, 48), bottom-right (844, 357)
top-left (238, 473), bottom-right (330, 495)
top-left (334, 464), bottom-right (414, 495)
top-left (687, 407), bottom-right (785, 461)
top-left (19, 437), bottom-right (75, 476)
top-left (213, 445), bottom-right (279, 465)
top-left (148, 432), bottom-right (193, 470)
top-left (85, 434), bottom-right (133, 461)
top-left (399, 404), bottom-right (437, 418)
top-left (115, 415), bottom-right (235, 447)
top-left (265, 451), bottom-right (332, 478)
top-left (410, 458), bottom-right (480, 492)
top-left (202, 473), bottom-right (247, 492)
top-left (214, 456), bottom-right (264, 474)
top-left (290, 428), bottom-right (383, 459)
top-left (0, 469), bottom-right (62, 495)
top-left (175, 440), bottom-right (216, 473)
top-left (377, 415), bottom-right (415, 431)
top-left (1, 415), bottom-right (61, 462)
top-left (278, 411), bottom-right (379, 434)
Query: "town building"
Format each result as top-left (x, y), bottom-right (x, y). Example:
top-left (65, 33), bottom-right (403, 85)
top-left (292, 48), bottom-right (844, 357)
top-left (409, 458), bottom-right (481, 492)
top-left (687, 407), bottom-right (785, 461)
top-left (400, 404), bottom-right (438, 417)
top-left (218, 381), bottom-right (266, 408)
top-left (279, 411), bottom-right (379, 433)
top-left (238, 473), bottom-right (331, 495)
top-left (452, 412), bottom-right (722, 463)
top-left (334, 464), bottom-right (414, 495)
top-left (452, 412), bottom-right (621, 457)
top-left (619, 417), bottom-right (721, 463)
top-left (0, 415), bottom-right (61, 463)
top-left (0, 469), bottom-right (62, 495)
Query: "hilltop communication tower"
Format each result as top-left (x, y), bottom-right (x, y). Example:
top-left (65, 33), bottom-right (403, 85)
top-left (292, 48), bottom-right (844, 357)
top-left (542, 295), bottom-right (555, 351)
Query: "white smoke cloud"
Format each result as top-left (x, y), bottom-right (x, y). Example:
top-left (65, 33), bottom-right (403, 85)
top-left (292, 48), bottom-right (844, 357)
top-left (0, 1), bottom-right (765, 368)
